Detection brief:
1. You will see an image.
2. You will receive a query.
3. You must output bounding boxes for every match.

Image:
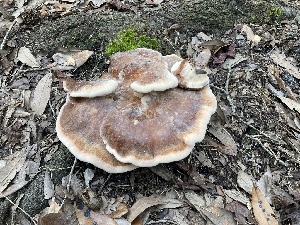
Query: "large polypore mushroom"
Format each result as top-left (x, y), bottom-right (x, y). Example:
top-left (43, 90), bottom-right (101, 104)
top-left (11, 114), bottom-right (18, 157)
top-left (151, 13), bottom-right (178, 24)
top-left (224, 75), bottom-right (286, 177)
top-left (56, 48), bottom-right (217, 173)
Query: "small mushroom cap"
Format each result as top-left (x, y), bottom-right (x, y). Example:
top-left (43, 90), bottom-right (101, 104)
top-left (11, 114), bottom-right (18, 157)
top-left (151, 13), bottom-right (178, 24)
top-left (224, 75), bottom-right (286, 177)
top-left (161, 54), bottom-right (183, 71)
top-left (171, 59), bottom-right (209, 90)
top-left (109, 48), bottom-right (178, 93)
top-left (63, 79), bottom-right (118, 98)
top-left (56, 95), bottom-right (137, 173)
top-left (100, 86), bottom-right (217, 167)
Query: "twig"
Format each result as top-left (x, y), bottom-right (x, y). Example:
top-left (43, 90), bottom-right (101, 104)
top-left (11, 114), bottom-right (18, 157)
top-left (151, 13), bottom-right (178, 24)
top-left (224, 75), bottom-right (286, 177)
top-left (67, 158), bottom-right (77, 192)
top-left (48, 99), bottom-right (56, 121)
top-left (210, 84), bottom-right (226, 92)
top-left (246, 134), bottom-right (286, 166)
top-left (240, 120), bottom-right (283, 144)
top-left (0, 19), bottom-right (18, 50)
top-left (0, 194), bottom-right (38, 225)
top-left (146, 219), bottom-right (180, 225)
top-left (98, 173), bottom-right (112, 194)
top-left (225, 69), bottom-right (236, 114)
top-left (59, 157), bottom-right (77, 212)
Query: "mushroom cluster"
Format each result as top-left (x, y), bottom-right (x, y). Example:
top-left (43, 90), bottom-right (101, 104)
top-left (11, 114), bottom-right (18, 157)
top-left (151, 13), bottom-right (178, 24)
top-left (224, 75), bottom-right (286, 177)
top-left (56, 48), bottom-right (217, 173)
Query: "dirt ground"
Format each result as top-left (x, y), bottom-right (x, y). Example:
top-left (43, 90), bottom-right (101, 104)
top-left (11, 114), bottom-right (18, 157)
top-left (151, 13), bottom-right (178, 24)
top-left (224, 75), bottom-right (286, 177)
top-left (0, 0), bottom-right (300, 224)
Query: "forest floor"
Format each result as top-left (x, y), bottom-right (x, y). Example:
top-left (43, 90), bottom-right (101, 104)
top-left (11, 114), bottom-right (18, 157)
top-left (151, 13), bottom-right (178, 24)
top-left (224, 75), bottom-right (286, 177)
top-left (0, 0), bottom-right (300, 225)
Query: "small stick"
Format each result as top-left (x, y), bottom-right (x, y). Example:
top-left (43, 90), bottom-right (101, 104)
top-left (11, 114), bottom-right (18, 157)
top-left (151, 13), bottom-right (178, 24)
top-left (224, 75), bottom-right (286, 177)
top-left (225, 69), bottom-right (236, 114)
top-left (246, 134), bottom-right (286, 166)
top-left (98, 174), bottom-right (112, 194)
top-left (66, 158), bottom-right (77, 192)
top-left (0, 19), bottom-right (18, 50)
top-left (0, 194), bottom-right (38, 225)
top-left (240, 120), bottom-right (283, 144)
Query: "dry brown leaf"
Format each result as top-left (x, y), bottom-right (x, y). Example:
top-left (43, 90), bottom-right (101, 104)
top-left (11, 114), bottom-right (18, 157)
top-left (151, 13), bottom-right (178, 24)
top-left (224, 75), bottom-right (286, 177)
top-left (208, 126), bottom-right (237, 155)
top-left (223, 189), bottom-right (250, 205)
top-left (127, 197), bottom-right (164, 222)
top-left (158, 197), bottom-right (183, 209)
top-left (222, 53), bottom-right (248, 69)
top-left (115, 218), bottom-right (131, 225)
top-left (185, 192), bottom-right (236, 225)
top-left (257, 168), bottom-right (272, 204)
top-left (90, 211), bottom-right (117, 225)
top-left (225, 201), bottom-right (255, 224)
top-left (108, 202), bottom-right (128, 219)
top-left (16, 47), bottom-right (40, 68)
top-left (270, 52), bottom-right (300, 79)
top-left (185, 191), bottom-right (206, 208)
top-left (194, 48), bottom-right (211, 68)
top-left (75, 205), bottom-right (95, 225)
top-left (149, 164), bottom-right (173, 181)
top-left (200, 39), bottom-right (226, 52)
top-left (279, 96), bottom-right (300, 114)
top-left (0, 149), bottom-right (27, 196)
top-left (40, 213), bottom-right (68, 225)
top-left (50, 50), bottom-right (93, 70)
top-left (241, 24), bottom-right (261, 43)
top-left (199, 207), bottom-right (236, 225)
top-left (30, 72), bottom-right (53, 115)
top-left (237, 170), bottom-right (255, 194)
top-left (252, 186), bottom-right (279, 225)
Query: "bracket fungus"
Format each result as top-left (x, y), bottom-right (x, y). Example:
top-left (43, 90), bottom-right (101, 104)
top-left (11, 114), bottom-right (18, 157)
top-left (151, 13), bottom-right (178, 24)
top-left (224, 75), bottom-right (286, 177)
top-left (56, 48), bottom-right (217, 173)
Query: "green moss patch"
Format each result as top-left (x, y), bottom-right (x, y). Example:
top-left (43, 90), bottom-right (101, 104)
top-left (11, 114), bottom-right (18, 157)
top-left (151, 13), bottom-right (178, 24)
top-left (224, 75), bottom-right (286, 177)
top-left (105, 29), bottom-right (160, 56)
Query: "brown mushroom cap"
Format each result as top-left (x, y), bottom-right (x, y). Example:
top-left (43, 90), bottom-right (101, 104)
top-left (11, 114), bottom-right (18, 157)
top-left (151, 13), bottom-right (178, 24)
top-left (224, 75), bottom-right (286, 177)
top-left (63, 78), bottom-right (118, 98)
top-left (171, 59), bottom-right (209, 90)
top-left (56, 48), bottom-right (217, 172)
top-left (56, 95), bottom-right (137, 173)
top-left (100, 86), bottom-right (216, 167)
top-left (108, 48), bottom-right (178, 93)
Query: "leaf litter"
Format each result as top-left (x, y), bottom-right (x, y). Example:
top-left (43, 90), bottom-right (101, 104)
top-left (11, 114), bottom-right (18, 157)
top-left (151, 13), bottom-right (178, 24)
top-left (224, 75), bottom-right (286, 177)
top-left (0, 1), bottom-right (300, 225)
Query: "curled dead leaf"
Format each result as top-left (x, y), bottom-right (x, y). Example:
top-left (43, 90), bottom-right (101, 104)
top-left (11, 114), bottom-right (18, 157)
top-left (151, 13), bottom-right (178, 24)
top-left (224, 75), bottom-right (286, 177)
top-left (252, 186), bottom-right (279, 225)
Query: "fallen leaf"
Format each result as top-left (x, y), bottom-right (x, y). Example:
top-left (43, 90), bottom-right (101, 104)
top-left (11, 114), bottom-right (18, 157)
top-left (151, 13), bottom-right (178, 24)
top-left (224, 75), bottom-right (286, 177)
top-left (200, 39), bottom-right (226, 53)
top-left (279, 96), bottom-right (300, 114)
top-left (75, 205), bottom-right (95, 225)
top-left (223, 189), bottom-right (250, 205)
top-left (195, 48), bottom-right (211, 68)
top-left (50, 50), bottom-right (93, 70)
top-left (0, 149), bottom-right (27, 196)
top-left (127, 197), bottom-right (164, 222)
top-left (270, 52), bottom-right (300, 79)
top-left (30, 72), bottom-right (53, 115)
top-left (40, 213), bottom-right (68, 225)
top-left (157, 197), bottom-right (183, 209)
top-left (16, 47), bottom-right (40, 68)
top-left (257, 167), bottom-right (272, 204)
top-left (225, 201), bottom-right (255, 224)
top-left (237, 170), bottom-right (255, 194)
top-left (90, 212), bottom-right (117, 225)
top-left (222, 53), bottom-right (248, 69)
top-left (252, 186), bottom-right (279, 225)
top-left (208, 126), bottom-right (237, 155)
top-left (193, 205), bottom-right (237, 225)
top-left (149, 164), bottom-right (173, 181)
top-left (241, 24), bottom-right (261, 44)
